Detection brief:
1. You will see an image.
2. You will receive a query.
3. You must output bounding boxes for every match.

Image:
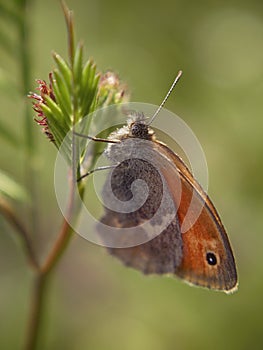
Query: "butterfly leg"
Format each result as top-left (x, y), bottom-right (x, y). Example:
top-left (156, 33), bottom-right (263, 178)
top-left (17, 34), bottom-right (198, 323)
top-left (73, 131), bottom-right (120, 182)
top-left (73, 131), bottom-right (120, 144)
top-left (77, 164), bottom-right (118, 182)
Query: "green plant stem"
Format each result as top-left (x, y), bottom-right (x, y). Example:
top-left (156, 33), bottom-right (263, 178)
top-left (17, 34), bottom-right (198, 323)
top-left (18, 0), bottom-right (38, 236)
top-left (24, 273), bottom-right (47, 350)
top-left (24, 233), bottom-right (72, 350)
top-left (24, 171), bottom-right (80, 350)
top-left (62, 1), bottom-right (75, 67)
top-left (41, 207), bottom-right (74, 275)
top-left (23, 231), bottom-right (73, 350)
top-left (22, 3), bottom-right (85, 349)
top-left (19, 0), bottom-right (33, 141)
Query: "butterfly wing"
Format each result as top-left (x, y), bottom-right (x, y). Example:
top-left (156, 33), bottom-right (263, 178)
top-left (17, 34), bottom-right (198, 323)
top-left (99, 156), bottom-right (183, 274)
top-left (102, 214), bottom-right (183, 274)
top-left (98, 140), bottom-right (238, 292)
top-left (155, 141), bottom-right (238, 292)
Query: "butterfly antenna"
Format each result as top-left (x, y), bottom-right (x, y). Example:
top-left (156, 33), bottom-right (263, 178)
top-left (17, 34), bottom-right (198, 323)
top-left (148, 70), bottom-right (183, 125)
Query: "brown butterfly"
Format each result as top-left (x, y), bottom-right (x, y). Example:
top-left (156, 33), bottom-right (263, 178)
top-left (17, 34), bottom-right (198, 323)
top-left (89, 71), bottom-right (237, 292)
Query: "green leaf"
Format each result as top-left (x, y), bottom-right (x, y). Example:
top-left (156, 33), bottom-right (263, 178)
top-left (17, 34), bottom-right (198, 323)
top-left (73, 42), bottom-right (83, 86)
top-left (45, 96), bottom-right (64, 124)
top-left (80, 60), bottom-right (92, 101)
top-left (85, 73), bottom-right (99, 115)
top-left (40, 103), bottom-right (66, 146)
top-left (0, 169), bottom-right (28, 202)
top-left (53, 52), bottom-right (72, 94)
top-left (80, 63), bottom-right (97, 116)
top-left (52, 80), bottom-right (71, 125)
top-left (53, 69), bottom-right (72, 122)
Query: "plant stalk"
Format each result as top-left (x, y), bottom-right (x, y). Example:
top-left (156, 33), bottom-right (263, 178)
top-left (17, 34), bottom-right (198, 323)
top-left (22, 3), bottom-right (86, 349)
top-left (24, 273), bottom-right (47, 350)
top-left (18, 0), bottom-right (38, 237)
top-left (24, 173), bottom-right (77, 350)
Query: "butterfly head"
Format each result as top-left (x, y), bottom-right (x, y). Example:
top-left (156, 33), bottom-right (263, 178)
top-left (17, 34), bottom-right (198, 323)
top-left (129, 121), bottom-right (155, 141)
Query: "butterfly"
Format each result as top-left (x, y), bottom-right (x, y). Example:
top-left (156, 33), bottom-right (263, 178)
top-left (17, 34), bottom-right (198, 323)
top-left (80, 71), bottom-right (238, 293)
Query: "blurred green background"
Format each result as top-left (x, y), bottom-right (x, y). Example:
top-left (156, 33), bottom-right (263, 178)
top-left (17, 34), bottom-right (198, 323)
top-left (0, 0), bottom-right (263, 349)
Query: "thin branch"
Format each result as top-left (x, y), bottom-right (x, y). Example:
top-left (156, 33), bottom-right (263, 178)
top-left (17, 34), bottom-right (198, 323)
top-left (41, 3), bottom-right (78, 273)
top-left (23, 3), bottom-right (84, 349)
top-left (17, 0), bottom-right (39, 236)
top-left (0, 197), bottom-right (39, 271)
top-left (24, 274), bottom-right (47, 350)
top-left (41, 216), bottom-right (73, 274)
top-left (61, 0), bottom-right (75, 66)
top-left (23, 172), bottom-right (76, 350)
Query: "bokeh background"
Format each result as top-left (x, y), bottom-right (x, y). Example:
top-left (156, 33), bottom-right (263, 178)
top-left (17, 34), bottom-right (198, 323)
top-left (1, 0), bottom-right (263, 349)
